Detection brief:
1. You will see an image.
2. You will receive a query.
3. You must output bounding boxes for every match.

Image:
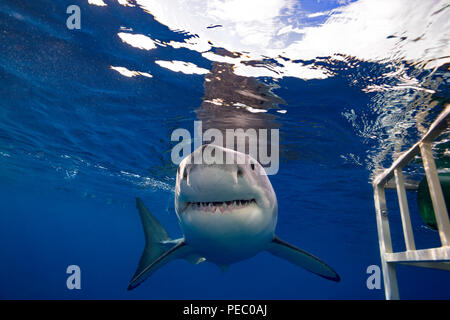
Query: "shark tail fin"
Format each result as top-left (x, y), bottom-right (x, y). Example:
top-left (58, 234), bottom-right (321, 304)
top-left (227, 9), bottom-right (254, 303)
top-left (266, 236), bottom-right (340, 282)
top-left (128, 198), bottom-right (192, 290)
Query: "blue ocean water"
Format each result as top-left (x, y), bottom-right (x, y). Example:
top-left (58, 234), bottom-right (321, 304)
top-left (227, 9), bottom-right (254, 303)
top-left (0, 0), bottom-right (449, 299)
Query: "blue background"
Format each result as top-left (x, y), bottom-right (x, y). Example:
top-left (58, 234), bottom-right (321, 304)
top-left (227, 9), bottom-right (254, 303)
top-left (0, 0), bottom-right (449, 299)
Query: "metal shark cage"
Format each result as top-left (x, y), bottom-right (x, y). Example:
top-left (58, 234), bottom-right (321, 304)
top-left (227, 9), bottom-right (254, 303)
top-left (372, 104), bottom-right (450, 300)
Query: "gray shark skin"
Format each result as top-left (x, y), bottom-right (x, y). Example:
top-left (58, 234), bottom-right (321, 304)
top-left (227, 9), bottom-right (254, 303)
top-left (128, 145), bottom-right (340, 290)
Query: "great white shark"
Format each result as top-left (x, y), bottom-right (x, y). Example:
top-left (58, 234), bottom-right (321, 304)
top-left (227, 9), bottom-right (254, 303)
top-left (128, 144), bottom-right (340, 290)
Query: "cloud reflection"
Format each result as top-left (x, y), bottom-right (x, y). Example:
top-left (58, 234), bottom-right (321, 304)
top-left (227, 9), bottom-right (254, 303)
top-left (135, 0), bottom-right (449, 74)
top-left (117, 32), bottom-right (157, 50)
top-left (110, 66), bottom-right (152, 78)
top-left (155, 60), bottom-right (209, 75)
top-left (88, 0), bottom-right (107, 7)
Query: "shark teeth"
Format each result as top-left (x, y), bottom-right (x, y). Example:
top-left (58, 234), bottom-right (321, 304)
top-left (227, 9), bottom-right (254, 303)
top-left (184, 199), bottom-right (256, 213)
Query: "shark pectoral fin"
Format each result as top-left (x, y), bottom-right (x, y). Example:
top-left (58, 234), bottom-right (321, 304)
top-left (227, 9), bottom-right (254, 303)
top-left (129, 198), bottom-right (192, 290)
top-left (128, 240), bottom-right (192, 290)
top-left (266, 236), bottom-right (340, 282)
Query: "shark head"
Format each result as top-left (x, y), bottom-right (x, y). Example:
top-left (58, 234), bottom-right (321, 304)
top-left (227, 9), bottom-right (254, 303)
top-left (174, 144), bottom-right (278, 263)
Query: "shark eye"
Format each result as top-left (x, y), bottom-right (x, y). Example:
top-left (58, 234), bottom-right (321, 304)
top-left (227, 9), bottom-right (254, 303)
top-left (250, 163), bottom-right (255, 170)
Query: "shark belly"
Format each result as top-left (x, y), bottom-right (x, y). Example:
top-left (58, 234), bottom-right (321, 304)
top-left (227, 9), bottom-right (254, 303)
top-left (180, 206), bottom-right (275, 265)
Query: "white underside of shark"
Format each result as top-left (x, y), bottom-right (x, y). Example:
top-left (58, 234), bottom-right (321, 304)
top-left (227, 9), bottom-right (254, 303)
top-left (128, 145), bottom-right (340, 290)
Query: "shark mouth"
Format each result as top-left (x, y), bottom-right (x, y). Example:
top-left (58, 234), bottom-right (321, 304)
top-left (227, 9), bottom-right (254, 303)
top-left (182, 199), bottom-right (257, 214)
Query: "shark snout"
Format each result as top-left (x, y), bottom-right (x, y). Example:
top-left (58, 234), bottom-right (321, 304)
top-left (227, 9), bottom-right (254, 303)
top-left (180, 164), bottom-right (244, 201)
